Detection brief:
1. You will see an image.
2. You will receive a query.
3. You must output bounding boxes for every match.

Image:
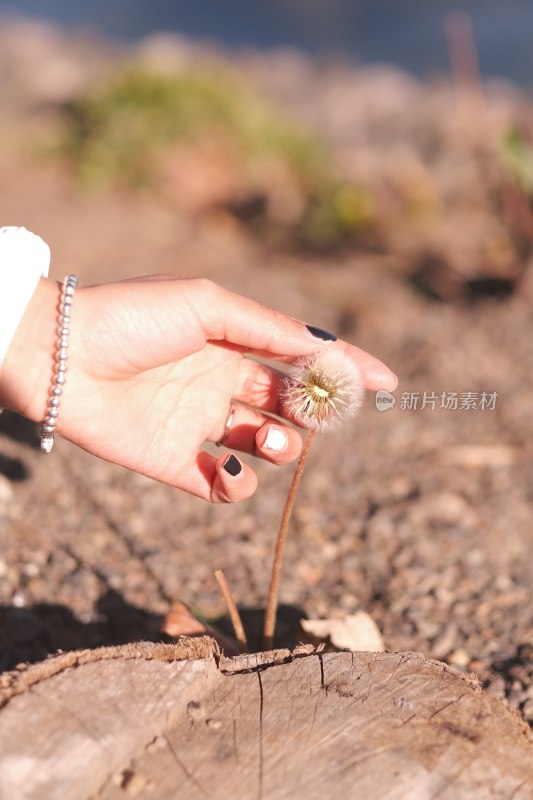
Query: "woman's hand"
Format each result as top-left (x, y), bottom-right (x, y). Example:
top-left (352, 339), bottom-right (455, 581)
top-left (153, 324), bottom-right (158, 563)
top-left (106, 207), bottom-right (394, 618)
top-left (1, 276), bottom-right (397, 502)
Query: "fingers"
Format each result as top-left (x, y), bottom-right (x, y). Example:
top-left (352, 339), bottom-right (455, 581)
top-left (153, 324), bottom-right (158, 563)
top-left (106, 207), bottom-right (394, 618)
top-left (81, 277), bottom-right (396, 391)
top-left (176, 451), bottom-right (258, 504)
top-left (212, 453), bottom-right (258, 503)
top-left (175, 410), bottom-right (301, 503)
top-left (211, 402), bottom-right (302, 464)
top-left (255, 421), bottom-right (301, 464)
top-left (188, 280), bottom-right (337, 360)
top-left (234, 358), bottom-right (287, 414)
top-left (191, 281), bottom-right (397, 390)
top-left (235, 351), bottom-right (396, 417)
top-left (336, 341), bottom-right (398, 392)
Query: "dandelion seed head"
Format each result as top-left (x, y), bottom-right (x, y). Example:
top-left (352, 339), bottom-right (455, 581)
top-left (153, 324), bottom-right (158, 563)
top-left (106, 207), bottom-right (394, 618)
top-left (281, 348), bottom-right (364, 432)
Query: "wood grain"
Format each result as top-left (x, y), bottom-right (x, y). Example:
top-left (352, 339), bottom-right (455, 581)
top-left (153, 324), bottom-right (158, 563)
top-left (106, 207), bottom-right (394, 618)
top-left (0, 640), bottom-right (531, 800)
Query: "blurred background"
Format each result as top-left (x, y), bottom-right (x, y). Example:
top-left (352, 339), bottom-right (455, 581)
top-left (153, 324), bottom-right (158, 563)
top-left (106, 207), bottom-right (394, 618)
top-left (0, 2), bottom-right (532, 725)
top-left (1, 0), bottom-right (533, 83)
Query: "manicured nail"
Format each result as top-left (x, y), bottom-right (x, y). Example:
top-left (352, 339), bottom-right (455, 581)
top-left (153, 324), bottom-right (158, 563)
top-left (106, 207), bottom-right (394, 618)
top-left (223, 454), bottom-right (242, 476)
top-left (306, 324), bottom-right (337, 342)
top-left (263, 426), bottom-right (287, 452)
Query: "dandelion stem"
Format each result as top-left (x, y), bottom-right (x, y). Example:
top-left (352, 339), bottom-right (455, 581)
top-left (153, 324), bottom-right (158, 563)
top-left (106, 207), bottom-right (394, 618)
top-left (214, 568), bottom-right (248, 653)
top-left (263, 430), bottom-right (315, 650)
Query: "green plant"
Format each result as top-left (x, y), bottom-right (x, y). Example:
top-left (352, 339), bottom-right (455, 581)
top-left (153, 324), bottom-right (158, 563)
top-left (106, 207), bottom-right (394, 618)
top-left (61, 66), bottom-right (326, 187)
top-left (502, 128), bottom-right (533, 198)
top-left (299, 183), bottom-right (374, 249)
top-left (60, 64), bottom-right (375, 248)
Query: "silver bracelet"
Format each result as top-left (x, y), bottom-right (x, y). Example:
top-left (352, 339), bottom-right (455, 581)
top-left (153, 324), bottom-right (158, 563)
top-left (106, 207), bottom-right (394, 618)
top-left (39, 274), bottom-right (79, 454)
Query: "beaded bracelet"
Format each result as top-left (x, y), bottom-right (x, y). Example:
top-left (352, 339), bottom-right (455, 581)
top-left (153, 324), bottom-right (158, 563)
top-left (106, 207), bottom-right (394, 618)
top-left (39, 274), bottom-right (79, 454)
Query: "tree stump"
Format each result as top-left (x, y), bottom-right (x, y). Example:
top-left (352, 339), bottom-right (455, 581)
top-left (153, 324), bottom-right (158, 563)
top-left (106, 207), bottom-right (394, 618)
top-left (0, 638), bottom-right (531, 799)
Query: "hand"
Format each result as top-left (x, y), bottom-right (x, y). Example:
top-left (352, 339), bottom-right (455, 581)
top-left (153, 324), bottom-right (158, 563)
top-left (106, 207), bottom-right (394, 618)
top-left (2, 276), bottom-right (397, 502)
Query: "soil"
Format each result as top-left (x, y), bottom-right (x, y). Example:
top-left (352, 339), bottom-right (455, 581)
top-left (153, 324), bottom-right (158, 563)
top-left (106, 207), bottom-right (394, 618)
top-left (0, 20), bottom-right (532, 729)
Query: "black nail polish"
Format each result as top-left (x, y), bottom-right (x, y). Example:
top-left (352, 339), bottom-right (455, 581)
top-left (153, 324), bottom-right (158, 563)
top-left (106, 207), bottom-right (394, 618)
top-left (223, 454), bottom-right (242, 477)
top-left (306, 324), bottom-right (337, 342)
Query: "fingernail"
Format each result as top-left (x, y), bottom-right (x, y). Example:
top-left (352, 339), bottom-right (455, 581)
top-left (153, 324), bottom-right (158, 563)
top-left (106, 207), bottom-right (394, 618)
top-left (263, 426), bottom-right (287, 452)
top-left (379, 372), bottom-right (398, 391)
top-left (223, 454), bottom-right (242, 476)
top-left (306, 324), bottom-right (337, 342)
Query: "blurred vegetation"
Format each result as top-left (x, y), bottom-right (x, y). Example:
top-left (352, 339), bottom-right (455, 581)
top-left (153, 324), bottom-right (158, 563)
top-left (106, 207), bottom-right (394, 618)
top-left (58, 66), bottom-right (374, 248)
top-left (500, 128), bottom-right (533, 258)
top-left (503, 129), bottom-right (533, 199)
top-left (61, 68), bottom-right (316, 185)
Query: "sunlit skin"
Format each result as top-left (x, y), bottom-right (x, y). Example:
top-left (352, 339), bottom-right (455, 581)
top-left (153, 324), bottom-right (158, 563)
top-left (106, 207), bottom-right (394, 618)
top-left (1, 275), bottom-right (396, 503)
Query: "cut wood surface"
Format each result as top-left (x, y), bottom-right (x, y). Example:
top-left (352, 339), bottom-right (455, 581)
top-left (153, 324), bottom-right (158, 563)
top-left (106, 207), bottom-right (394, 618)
top-left (0, 638), bottom-right (532, 800)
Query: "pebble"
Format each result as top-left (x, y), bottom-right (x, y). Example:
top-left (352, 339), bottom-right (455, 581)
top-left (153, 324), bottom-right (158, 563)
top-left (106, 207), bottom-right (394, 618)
top-left (431, 624), bottom-right (458, 660)
top-left (467, 659), bottom-right (486, 673)
top-left (146, 736), bottom-right (167, 754)
top-left (187, 700), bottom-right (206, 721)
top-left (122, 770), bottom-right (150, 797)
top-left (0, 474), bottom-right (14, 507)
top-left (10, 590), bottom-right (27, 608)
top-left (522, 699), bottom-right (533, 720)
top-left (448, 648), bottom-right (471, 669)
top-left (484, 677), bottom-right (506, 698)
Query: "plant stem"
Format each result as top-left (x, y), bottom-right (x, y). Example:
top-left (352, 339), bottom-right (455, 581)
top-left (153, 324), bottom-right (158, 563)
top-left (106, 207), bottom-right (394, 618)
top-left (262, 430), bottom-right (315, 651)
top-left (444, 11), bottom-right (485, 113)
top-left (214, 568), bottom-right (249, 653)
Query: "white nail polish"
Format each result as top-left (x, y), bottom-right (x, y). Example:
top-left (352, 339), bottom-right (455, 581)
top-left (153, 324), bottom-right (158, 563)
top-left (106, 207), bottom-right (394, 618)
top-left (264, 427), bottom-right (286, 452)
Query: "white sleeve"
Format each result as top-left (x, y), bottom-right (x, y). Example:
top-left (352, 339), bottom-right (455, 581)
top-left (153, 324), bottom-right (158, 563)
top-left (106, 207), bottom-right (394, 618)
top-left (0, 227), bottom-right (51, 405)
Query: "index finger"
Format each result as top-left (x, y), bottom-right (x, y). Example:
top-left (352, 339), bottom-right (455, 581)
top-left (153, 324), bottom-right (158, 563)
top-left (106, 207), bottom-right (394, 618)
top-left (192, 281), bottom-right (397, 391)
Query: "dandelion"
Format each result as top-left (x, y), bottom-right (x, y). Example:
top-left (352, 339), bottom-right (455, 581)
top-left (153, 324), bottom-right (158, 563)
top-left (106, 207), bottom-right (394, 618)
top-left (281, 348), bottom-right (364, 432)
top-left (263, 347), bottom-right (364, 649)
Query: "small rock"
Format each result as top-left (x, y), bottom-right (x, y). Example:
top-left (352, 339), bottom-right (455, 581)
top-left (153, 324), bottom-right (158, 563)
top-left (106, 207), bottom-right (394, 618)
top-left (11, 591), bottom-right (27, 608)
top-left (121, 770), bottom-right (150, 797)
top-left (187, 700), bottom-right (206, 721)
top-left (146, 736), bottom-right (166, 754)
top-left (22, 562), bottom-right (40, 578)
top-left (448, 648), bottom-right (471, 669)
top-left (485, 676), bottom-right (506, 698)
top-left (390, 476), bottom-right (417, 501)
top-left (206, 718), bottom-right (222, 730)
top-left (0, 474), bottom-right (14, 506)
top-left (431, 624), bottom-right (457, 660)
top-left (467, 659), bottom-right (486, 673)
top-left (522, 698), bottom-right (533, 720)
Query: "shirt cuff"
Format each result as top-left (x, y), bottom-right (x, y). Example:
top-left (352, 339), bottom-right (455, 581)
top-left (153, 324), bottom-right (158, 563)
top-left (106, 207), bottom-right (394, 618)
top-left (0, 227), bottom-right (51, 411)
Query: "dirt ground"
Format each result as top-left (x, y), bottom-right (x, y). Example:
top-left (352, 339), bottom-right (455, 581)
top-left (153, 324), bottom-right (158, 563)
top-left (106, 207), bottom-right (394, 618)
top-left (0, 22), bottom-right (532, 728)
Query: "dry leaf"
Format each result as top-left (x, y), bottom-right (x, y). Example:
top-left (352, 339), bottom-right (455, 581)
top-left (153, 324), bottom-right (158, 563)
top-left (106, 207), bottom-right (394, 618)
top-left (162, 601), bottom-right (240, 656)
top-left (162, 602), bottom-right (208, 638)
top-left (300, 611), bottom-right (385, 652)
